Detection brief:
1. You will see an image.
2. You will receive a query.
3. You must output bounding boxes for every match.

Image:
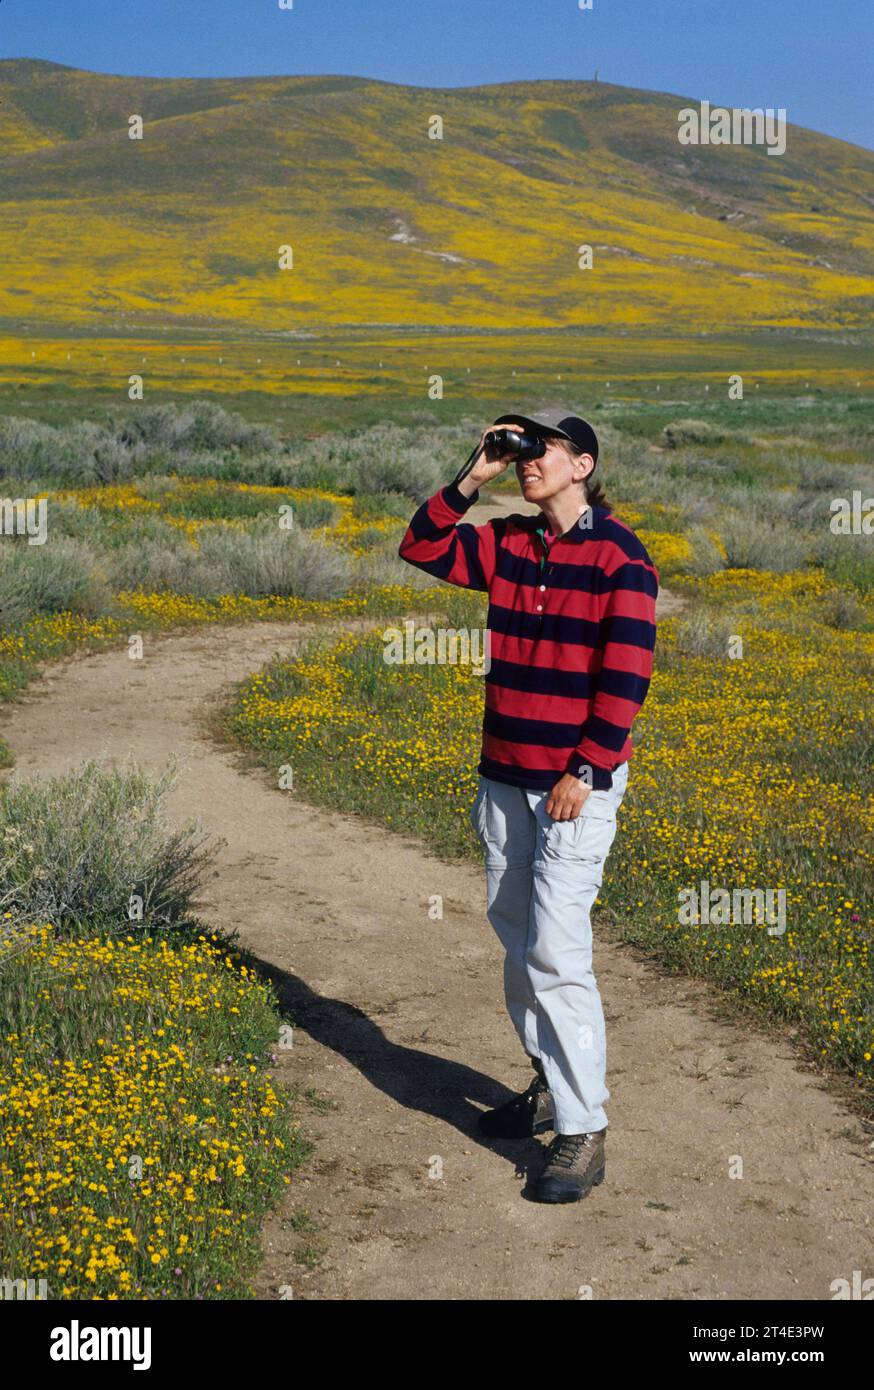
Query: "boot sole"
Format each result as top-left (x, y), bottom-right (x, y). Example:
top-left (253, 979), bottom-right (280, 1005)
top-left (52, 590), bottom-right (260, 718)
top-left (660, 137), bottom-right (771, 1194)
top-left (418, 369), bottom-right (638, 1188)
top-left (527, 1165), bottom-right (605, 1204)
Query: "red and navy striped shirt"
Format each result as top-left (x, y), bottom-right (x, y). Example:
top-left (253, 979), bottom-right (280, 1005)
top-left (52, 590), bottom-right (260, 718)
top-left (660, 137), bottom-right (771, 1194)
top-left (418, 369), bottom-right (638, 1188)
top-left (399, 483), bottom-right (659, 791)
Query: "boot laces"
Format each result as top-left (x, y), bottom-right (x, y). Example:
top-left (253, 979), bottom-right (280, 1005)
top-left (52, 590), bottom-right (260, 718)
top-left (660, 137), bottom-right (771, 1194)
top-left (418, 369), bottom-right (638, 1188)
top-left (548, 1134), bottom-right (590, 1168)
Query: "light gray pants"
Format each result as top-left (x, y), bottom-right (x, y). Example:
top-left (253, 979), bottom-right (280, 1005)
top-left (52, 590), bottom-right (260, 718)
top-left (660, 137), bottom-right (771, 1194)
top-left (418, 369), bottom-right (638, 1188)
top-left (471, 762), bottom-right (629, 1134)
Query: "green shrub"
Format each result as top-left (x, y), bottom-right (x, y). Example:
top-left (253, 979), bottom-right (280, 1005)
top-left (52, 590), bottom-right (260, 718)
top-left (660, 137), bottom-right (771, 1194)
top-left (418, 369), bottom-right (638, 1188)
top-left (716, 514), bottom-right (812, 572)
top-left (113, 401), bottom-right (278, 455)
top-left (353, 543), bottom-right (435, 590)
top-left (105, 534), bottom-right (217, 595)
top-left (0, 761), bottom-right (214, 936)
top-left (683, 524), bottom-right (725, 576)
top-left (284, 423), bottom-right (451, 499)
top-left (818, 587), bottom-right (870, 631)
top-left (0, 537), bottom-right (113, 627)
top-left (662, 419), bottom-right (727, 449)
top-left (193, 526), bottom-right (351, 599)
top-left (815, 532), bottom-right (874, 595)
top-left (673, 608), bottom-right (739, 658)
top-left (106, 523), bottom-right (351, 600)
top-left (0, 403), bottom-right (278, 487)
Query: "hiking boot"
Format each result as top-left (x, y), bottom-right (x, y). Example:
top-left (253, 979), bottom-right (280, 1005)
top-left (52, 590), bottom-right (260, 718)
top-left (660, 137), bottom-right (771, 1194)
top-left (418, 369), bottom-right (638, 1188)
top-left (478, 1058), bottom-right (554, 1139)
top-left (527, 1129), bottom-right (606, 1203)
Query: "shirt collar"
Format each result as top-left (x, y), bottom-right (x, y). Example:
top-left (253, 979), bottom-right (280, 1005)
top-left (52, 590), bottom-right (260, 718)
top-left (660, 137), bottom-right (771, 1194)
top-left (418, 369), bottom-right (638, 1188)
top-left (530, 506), bottom-right (596, 545)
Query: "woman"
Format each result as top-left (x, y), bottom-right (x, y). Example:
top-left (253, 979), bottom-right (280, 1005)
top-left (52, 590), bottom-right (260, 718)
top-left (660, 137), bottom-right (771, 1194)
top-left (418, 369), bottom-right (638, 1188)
top-left (399, 409), bottom-right (658, 1203)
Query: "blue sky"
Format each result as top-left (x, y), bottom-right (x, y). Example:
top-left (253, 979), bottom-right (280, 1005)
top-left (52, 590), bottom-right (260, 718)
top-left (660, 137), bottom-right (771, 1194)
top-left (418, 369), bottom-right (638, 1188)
top-left (2, 0), bottom-right (872, 149)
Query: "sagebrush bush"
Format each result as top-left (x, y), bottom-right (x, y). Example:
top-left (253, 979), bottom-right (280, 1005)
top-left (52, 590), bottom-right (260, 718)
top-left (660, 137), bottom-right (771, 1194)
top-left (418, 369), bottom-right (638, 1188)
top-left (818, 586), bottom-right (869, 631)
top-left (0, 406), bottom-right (472, 495)
top-left (0, 537), bottom-right (114, 627)
top-left (0, 761), bottom-right (214, 936)
top-left (672, 608), bottom-right (740, 658)
top-left (817, 531), bottom-right (874, 594)
top-left (284, 422), bottom-right (455, 499)
top-left (716, 514), bottom-right (812, 572)
top-left (353, 542), bottom-right (435, 590)
top-left (105, 522), bottom-right (352, 600)
top-left (0, 416), bottom-right (65, 479)
top-left (794, 454), bottom-right (874, 494)
top-left (0, 402), bottom-right (278, 487)
top-left (105, 533), bottom-right (215, 595)
top-left (113, 400), bottom-right (278, 455)
top-left (662, 419), bottom-right (728, 449)
top-left (192, 525), bottom-right (351, 599)
top-left (683, 524), bottom-right (726, 576)
top-left (598, 437), bottom-right (664, 506)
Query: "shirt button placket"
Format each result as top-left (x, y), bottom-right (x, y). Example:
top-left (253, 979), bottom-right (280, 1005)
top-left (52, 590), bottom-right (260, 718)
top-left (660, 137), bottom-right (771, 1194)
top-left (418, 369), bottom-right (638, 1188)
top-left (535, 533), bottom-right (551, 614)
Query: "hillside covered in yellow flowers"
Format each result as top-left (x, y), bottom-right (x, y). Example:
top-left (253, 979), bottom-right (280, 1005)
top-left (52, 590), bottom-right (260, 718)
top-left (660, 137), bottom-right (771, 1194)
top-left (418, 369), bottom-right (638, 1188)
top-left (1, 57), bottom-right (873, 337)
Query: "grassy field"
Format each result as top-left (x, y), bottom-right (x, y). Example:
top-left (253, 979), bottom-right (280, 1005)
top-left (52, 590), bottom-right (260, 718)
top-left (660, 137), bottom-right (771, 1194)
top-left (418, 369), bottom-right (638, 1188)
top-left (1, 327), bottom-right (873, 444)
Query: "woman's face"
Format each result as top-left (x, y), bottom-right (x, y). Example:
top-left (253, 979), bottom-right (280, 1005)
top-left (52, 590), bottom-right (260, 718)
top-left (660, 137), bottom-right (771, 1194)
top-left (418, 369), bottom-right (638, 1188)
top-left (508, 426), bottom-right (588, 504)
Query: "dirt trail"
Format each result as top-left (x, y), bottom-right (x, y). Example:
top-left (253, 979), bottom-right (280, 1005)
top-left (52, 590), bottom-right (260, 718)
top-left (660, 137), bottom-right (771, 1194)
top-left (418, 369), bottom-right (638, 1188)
top-left (0, 573), bottom-right (871, 1298)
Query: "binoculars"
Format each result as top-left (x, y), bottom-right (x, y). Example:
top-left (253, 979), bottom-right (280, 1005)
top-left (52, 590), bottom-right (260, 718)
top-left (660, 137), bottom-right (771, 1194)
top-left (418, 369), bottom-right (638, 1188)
top-left (482, 428), bottom-right (547, 463)
top-left (452, 425), bottom-right (548, 488)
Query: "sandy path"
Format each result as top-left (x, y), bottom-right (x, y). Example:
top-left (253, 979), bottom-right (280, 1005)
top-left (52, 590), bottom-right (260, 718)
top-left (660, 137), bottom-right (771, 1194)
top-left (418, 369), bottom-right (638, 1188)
top-left (0, 571), bottom-right (870, 1298)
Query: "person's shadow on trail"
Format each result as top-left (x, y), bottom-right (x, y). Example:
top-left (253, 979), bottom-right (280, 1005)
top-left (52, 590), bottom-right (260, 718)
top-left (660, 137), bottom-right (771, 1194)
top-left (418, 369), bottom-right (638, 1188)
top-left (249, 953), bottom-right (543, 1182)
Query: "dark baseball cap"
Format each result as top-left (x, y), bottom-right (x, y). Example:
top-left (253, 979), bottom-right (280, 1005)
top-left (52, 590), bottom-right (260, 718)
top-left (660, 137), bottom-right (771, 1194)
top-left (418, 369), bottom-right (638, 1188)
top-left (493, 409), bottom-right (599, 465)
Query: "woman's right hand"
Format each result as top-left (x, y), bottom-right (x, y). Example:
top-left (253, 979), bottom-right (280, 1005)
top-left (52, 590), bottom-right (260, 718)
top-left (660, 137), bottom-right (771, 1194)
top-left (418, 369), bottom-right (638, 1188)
top-left (465, 428), bottom-right (515, 489)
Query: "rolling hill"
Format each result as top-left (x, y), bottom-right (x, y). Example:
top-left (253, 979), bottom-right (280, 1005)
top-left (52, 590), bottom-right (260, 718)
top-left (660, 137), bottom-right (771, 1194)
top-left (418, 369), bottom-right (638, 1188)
top-left (1, 58), bottom-right (873, 339)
